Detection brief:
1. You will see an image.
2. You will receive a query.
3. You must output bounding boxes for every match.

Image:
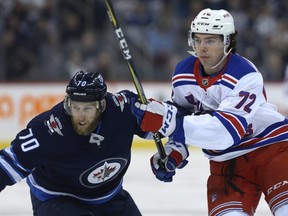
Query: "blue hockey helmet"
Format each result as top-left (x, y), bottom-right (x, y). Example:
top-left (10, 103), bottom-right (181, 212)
top-left (66, 70), bottom-right (107, 102)
top-left (64, 71), bottom-right (107, 114)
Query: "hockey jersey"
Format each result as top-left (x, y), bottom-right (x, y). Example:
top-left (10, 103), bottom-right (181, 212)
top-left (171, 53), bottom-right (288, 161)
top-left (0, 90), bottom-right (147, 204)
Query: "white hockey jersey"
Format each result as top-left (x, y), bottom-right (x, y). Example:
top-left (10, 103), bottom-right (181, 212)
top-left (171, 53), bottom-right (288, 161)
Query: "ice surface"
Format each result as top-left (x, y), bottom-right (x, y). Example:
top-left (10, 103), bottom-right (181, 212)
top-left (0, 149), bottom-right (272, 215)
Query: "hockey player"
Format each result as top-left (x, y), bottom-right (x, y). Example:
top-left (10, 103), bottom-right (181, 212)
top-left (0, 70), bottom-right (147, 216)
top-left (132, 8), bottom-right (288, 216)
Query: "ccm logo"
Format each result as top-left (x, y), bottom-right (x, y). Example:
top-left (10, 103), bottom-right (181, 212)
top-left (267, 180), bottom-right (288, 195)
top-left (161, 105), bottom-right (175, 134)
top-left (197, 22), bottom-right (209, 26)
top-left (115, 28), bottom-right (132, 60)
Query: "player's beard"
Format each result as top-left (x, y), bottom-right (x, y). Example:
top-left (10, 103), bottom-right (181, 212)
top-left (71, 116), bottom-right (99, 136)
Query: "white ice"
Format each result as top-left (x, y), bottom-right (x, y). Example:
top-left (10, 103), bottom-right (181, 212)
top-left (0, 149), bottom-right (272, 216)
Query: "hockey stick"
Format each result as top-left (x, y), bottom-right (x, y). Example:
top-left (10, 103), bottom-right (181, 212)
top-left (104, 0), bottom-right (167, 161)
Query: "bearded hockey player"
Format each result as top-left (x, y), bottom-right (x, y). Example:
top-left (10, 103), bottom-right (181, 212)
top-left (0, 70), bottom-right (147, 216)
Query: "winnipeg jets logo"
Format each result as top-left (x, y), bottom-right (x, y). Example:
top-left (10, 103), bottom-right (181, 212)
top-left (46, 114), bottom-right (63, 136)
top-left (80, 158), bottom-right (127, 188)
top-left (89, 161), bottom-right (118, 183)
top-left (89, 133), bottom-right (104, 146)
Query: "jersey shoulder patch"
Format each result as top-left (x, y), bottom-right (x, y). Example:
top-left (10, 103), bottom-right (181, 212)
top-left (106, 91), bottom-right (136, 112)
top-left (111, 92), bottom-right (128, 112)
top-left (27, 102), bottom-right (67, 137)
top-left (45, 114), bottom-right (64, 136)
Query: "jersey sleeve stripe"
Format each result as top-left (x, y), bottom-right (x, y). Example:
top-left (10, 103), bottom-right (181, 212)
top-left (240, 124), bottom-right (288, 148)
top-left (220, 75), bottom-right (239, 90)
top-left (220, 74), bottom-right (239, 90)
top-left (202, 121), bottom-right (288, 157)
top-left (27, 175), bottom-right (124, 204)
top-left (222, 74), bottom-right (238, 84)
top-left (214, 111), bottom-right (247, 143)
top-left (4, 148), bottom-right (32, 172)
top-left (172, 74), bottom-right (196, 88)
top-left (172, 74), bottom-right (195, 82)
top-left (220, 81), bottom-right (235, 90)
top-left (0, 157), bottom-right (23, 183)
top-left (173, 80), bottom-right (198, 88)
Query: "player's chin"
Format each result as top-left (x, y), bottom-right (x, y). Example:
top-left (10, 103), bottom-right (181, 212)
top-left (75, 125), bottom-right (90, 136)
top-left (199, 59), bottom-right (210, 66)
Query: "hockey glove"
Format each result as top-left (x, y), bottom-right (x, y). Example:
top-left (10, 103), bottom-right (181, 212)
top-left (131, 98), bottom-right (179, 136)
top-left (150, 140), bottom-right (189, 182)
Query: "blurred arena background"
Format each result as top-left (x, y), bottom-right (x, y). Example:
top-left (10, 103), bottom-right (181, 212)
top-left (0, 0), bottom-right (287, 82)
top-left (0, 149), bottom-right (273, 215)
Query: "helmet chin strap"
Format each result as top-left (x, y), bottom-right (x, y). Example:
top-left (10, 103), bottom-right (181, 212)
top-left (209, 46), bottom-right (232, 69)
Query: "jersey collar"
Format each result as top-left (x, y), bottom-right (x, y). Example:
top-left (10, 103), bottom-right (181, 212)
top-left (194, 54), bottom-right (231, 90)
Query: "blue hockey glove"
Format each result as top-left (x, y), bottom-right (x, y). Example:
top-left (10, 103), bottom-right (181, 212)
top-left (131, 98), bottom-right (179, 136)
top-left (150, 140), bottom-right (189, 182)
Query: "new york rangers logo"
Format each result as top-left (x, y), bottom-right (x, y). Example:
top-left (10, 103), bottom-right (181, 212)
top-left (80, 158), bottom-right (127, 188)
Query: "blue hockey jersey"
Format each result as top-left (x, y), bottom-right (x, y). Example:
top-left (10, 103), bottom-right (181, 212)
top-left (0, 90), bottom-right (147, 204)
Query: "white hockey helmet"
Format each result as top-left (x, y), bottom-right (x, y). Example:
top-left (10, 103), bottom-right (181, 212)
top-left (188, 8), bottom-right (235, 57)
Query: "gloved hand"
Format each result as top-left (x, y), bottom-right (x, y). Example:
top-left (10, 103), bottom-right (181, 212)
top-left (131, 98), bottom-right (179, 136)
top-left (150, 140), bottom-right (189, 182)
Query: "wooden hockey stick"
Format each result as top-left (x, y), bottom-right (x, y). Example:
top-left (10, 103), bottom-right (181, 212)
top-left (104, 0), bottom-right (167, 161)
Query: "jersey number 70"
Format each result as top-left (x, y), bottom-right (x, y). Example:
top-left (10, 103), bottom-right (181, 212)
top-left (19, 128), bottom-right (40, 152)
